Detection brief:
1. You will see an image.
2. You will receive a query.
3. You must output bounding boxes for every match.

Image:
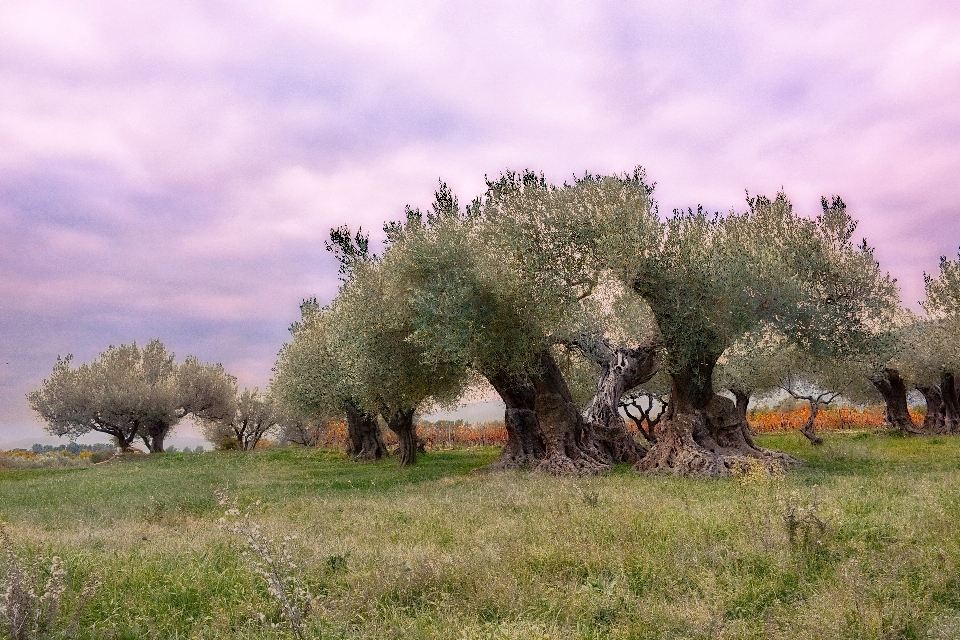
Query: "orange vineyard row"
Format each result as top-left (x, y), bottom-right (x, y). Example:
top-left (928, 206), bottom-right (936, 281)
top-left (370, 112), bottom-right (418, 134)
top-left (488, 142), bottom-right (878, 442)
top-left (315, 421), bottom-right (510, 451)
top-left (315, 409), bottom-right (901, 452)
top-left (747, 407), bottom-right (915, 433)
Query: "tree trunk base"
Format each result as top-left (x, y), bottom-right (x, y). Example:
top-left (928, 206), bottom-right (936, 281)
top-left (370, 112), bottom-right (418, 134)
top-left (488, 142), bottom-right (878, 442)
top-left (535, 445), bottom-right (611, 476)
top-left (590, 423), bottom-right (648, 464)
top-left (353, 433), bottom-right (389, 461)
top-left (800, 421), bottom-right (824, 446)
top-left (635, 396), bottom-right (800, 478)
top-left (533, 390), bottom-right (611, 476)
top-left (484, 408), bottom-right (545, 471)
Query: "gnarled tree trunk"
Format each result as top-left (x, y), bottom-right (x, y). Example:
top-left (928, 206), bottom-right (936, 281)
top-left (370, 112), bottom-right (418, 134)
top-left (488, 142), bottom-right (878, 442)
top-left (941, 372), bottom-right (960, 434)
top-left (917, 385), bottom-right (945, 433)
top-left (583, 342), bottom-right (659, 463)
top-left (531, 351), bottom-right (609, 475)
top-left (345, 401), bottom-right (388, 461)
top-left (485, 372), bottom-right (545, 470)
top-left (141, 421), bottom-right (171, 453)
top-left (635, 362), bottom-right (798, 477)
top-left (385, 408), bottom-right (418, 467)
top-left (872, 369), bottom-right (921, 434)
top-left (800, 400), bottom-right (824, 446)
top-left (732, 389), bottom-right (751, 422)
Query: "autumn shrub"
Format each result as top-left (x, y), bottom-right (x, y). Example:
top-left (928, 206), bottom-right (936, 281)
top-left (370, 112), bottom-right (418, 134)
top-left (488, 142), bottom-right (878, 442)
top-left (0, 451), bottom-right (92, 470)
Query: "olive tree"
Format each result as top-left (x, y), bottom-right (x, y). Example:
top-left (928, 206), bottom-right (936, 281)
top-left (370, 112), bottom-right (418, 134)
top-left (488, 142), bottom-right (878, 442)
top-left (28, 340), bottom-right (235, 452)
top-left (381, 188), bottom-right (553, 471)
top-left (272, 299), bottom-right (387, 461)
top-left (382, 176), bottom-right (659, 474)
top-left (601, 189), bottom-right (899, 476)
top-left (333, 228), bottom-right (472, 467)
top-left (908, 252), bottom-right (960, 433)
top-left (481, 171), bottom-right (662, 473)
top-left (199, 388), bottom-right (277, 451)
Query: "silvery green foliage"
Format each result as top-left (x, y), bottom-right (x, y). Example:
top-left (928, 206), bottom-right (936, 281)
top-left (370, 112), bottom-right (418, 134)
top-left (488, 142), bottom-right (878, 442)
top-left (273, 299), bottom-right (356, 420)
top-left (383, 190), bottom-right (547, 380)
top-left (898, 318), bottom-right (960, 389)
top-left (481, 170), bottom-right (659, 348)
top-left (903, 253), bottom-right (960, 385)
top-left (717, 324), bottom-right (884, 408)
top-left (604, 187), bottom-right (900, 382)
top-left (715, 326), bottom-right (791, 398)
top-left (330, 248), bottom-right (471, 419)
top-left (27, 340), bottom-right (236, 450)
top-left (923, 251), bottom-right (960, 318)
top-left (776, 343), bottom-right (880, 408)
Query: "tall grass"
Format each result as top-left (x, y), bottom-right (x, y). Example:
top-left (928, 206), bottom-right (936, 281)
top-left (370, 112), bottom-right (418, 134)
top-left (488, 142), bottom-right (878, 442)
top-left (1, 433), bottom-right (959, 638)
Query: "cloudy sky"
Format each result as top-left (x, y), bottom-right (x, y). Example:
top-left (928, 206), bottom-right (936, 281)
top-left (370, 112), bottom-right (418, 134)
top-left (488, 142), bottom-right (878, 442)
top-left (3, 1), bottom-right (960, 447)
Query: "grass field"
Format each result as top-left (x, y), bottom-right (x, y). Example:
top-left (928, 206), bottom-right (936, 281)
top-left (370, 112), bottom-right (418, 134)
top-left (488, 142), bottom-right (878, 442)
top-left (2, 431), bottom-right (960, 639)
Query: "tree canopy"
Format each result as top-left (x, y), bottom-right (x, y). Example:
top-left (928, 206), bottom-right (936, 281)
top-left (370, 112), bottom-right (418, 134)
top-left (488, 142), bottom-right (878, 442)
top-left (28, 340), bottom-right (235, 452)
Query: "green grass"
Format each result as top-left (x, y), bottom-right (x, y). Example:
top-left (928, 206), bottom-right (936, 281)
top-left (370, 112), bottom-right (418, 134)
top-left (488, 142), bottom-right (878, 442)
top-left (3, 432), bottom-right (960, 639)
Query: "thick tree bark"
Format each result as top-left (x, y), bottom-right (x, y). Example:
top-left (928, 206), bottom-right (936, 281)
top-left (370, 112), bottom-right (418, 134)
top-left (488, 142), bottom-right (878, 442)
top-left (732, 389), bottom-right (761, 438)
top-left (800, 401), bottom-right (824, 446)
top-left (917, 385), bottom-right (945, 433)
top-left (582, 342), bottom-right (659, 464)
top-left (140, 422), bottom-right (171, 453)
top-left (732, 390), bottom-right (751, 422)
top-left (941, 372), bottom-right (960, 434)
top-left (485, 372), bottom-right (545, 470)
top-left (872, 369), bottom-right (921, 434)
top-left (385, 408), bottom-right (418, 467)
top-left (635, 362), bottom-right (798, 477)
top-left (345, 401), bottom-right (388, 461)
top-left (531, 351), bottom-right (609, 475)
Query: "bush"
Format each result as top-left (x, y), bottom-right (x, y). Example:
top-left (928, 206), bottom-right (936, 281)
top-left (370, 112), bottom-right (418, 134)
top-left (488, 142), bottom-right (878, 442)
top-left (89, 450), bottom-right (115, 464)
top-left (215, 436), bottom-right (240, 451)
top-left (0, 452), bottom-right (92, 470)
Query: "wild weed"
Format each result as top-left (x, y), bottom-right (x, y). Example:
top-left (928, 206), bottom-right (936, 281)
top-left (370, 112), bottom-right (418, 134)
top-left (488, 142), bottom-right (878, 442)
top-left (215, 489), bottom-right (313, 639)
top-left (0, 523), bottom-right (97, 640)
top-left (779, 488), bottom-right (830, 552)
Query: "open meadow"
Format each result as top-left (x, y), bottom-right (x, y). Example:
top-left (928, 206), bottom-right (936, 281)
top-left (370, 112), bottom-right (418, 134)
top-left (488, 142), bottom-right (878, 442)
top-left (3, 432), bottom-right (960, 639)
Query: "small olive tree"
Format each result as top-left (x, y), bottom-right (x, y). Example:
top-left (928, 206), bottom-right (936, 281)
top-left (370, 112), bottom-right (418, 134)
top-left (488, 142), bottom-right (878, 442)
top-left (28, 340), bottom-right (235, 452)
top-left (199, 388), bottom-right (277, 451)
top-left (333, 232), bottom-right (472, 467)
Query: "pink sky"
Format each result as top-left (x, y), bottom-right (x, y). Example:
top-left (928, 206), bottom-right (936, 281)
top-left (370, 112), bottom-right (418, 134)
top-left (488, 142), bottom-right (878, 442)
top-left (3, 1), bottom-right (960, 446)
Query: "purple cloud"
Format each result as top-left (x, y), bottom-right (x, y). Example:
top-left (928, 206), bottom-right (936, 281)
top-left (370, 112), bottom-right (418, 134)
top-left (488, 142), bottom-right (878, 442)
top-left (3, 1), bottom-right (960, 445)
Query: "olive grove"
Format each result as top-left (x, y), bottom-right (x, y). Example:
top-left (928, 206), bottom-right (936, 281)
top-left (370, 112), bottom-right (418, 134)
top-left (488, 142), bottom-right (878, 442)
top-left (274, 167), bottom-right (926, 477)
